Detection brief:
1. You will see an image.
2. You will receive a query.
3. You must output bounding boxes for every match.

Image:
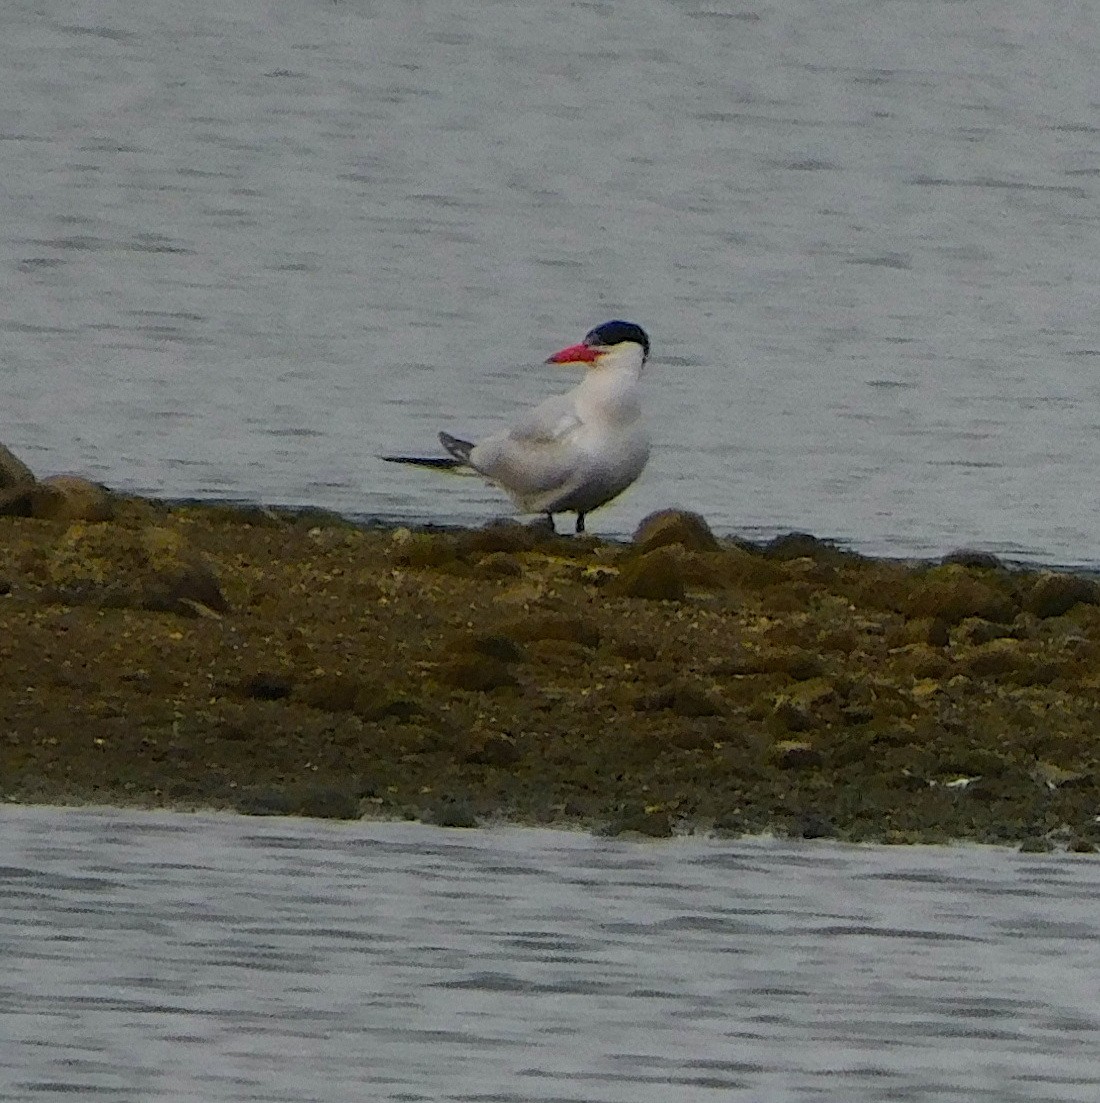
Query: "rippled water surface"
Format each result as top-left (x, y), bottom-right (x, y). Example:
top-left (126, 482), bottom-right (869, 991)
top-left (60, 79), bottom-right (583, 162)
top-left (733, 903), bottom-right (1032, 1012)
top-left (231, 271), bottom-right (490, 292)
top-left (3, 806), bottom-right (1100, 1102)
top-left (6, 8), bottom-right (1100, 1094)
top-left (3, 0), bottom-right (1100, 562)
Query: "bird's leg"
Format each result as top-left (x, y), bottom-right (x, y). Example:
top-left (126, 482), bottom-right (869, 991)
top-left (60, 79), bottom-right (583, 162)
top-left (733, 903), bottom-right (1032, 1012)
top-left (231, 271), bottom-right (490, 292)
top-left (575, 513), bottom-right (586, 534)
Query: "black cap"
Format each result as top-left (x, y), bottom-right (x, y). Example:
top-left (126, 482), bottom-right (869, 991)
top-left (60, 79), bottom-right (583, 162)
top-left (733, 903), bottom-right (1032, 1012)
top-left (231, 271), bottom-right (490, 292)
top-left (584, 320), bottom-right (650, 362)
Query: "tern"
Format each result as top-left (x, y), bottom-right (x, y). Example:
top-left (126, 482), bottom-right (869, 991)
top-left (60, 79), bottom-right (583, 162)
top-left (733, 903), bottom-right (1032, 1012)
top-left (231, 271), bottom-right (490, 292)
top-left (383, 320), bottom-right (651, 533)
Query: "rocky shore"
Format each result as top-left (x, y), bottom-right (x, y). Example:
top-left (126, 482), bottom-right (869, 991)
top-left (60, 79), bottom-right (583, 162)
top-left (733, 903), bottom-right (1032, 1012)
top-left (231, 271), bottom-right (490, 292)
top-left (4, 442), bottom-right (1100, 849)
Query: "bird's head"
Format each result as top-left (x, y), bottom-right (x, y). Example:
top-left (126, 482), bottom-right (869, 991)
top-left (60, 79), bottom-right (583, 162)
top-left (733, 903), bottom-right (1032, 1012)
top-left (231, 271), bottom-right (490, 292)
top-left (545, 320), bottom-right (650, 370)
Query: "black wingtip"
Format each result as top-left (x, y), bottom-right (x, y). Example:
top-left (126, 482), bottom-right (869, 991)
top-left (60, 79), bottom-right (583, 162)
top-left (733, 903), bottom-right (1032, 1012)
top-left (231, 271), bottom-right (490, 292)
top-left (381, 454), bottom-right (465, 470)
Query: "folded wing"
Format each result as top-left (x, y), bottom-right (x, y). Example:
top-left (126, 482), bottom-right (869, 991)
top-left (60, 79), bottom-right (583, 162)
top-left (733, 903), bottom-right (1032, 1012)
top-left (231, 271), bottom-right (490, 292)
top-left (469, 393), bottom-right (586, 504)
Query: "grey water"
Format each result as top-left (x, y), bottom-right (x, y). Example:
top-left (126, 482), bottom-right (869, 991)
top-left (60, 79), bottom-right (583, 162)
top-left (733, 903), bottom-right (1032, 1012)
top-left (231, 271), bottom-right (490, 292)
top-left (5, 6), bottom-right (1100, 1093)
top-left (3, 805), bottom-right (1100, 1103)
top-left (3, 0), bottom-right (1100, 563)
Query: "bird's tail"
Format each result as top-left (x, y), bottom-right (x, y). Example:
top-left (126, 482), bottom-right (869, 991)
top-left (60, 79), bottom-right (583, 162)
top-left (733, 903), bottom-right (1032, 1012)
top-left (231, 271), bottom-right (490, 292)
top-left (439, 432), bottom-right (474, 464)
top-left (381, 454), bottom-right (464, 470)
top-left (380, 432), bottom-right (475, 471)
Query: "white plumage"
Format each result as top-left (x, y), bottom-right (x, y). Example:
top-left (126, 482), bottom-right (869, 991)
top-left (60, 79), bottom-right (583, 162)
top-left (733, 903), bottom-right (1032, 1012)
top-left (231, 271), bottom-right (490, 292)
top-left (386, 321), bottom-right (651, 533)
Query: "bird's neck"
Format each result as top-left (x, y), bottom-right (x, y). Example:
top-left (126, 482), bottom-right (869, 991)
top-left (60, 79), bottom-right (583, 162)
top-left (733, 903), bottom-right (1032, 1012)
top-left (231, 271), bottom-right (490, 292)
top-left (594, 343), bottom-right (646, 378)
top-left (575, 354), bottom-right (644, 423)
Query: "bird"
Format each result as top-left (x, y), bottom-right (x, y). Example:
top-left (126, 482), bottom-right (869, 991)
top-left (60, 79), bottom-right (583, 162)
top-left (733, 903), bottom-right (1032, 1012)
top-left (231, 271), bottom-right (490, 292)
top-left (383, 320), bottom-right (651, 534)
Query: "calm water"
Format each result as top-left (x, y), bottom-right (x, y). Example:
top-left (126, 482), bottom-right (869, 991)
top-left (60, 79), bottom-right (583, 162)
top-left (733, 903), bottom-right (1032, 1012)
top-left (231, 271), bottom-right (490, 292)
top-left (2, 1), bottom-right (1100, 562)
top-left (2, 805), bottom-right (1100, 1102)
top-left (6, 9), bottom-right (1100, 1094)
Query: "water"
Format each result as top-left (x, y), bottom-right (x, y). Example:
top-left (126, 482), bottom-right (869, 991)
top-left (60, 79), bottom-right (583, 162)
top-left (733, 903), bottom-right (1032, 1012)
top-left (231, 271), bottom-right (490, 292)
top-left (2, 1), bottom-right (1100, 562)
top-left (2, 805), bottom-right (1099, 1102)
top-left (6, 10), bottom-right (1100, 1092)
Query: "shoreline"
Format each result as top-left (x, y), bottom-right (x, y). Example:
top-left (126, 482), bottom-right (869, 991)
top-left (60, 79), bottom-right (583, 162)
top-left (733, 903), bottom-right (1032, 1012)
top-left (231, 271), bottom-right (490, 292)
top-left (52, 492), bottom-right (1100, 576)
top-left (8, 802), bottom-right (1071, 862)
top-left (4, 488), bottom-right (1100, 851)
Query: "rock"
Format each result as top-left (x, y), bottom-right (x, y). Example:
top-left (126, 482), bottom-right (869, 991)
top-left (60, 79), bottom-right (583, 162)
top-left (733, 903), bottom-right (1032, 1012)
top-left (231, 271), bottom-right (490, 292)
top-left (635, 681), bottom-right (725, 717)
top-left (464, 732), bottom-right (523, 767)
top-left (608, 547), bottom-right (686, 601)
top-left (899, 617), bottom-right (951, 648)
top-left (491, 579), bottom-right (547, 607)
top-left (526, 638), bottom-right (593, 668)
top-left (473, 552), bottom-right (524, 579)
top-left (0, 442), bottom-right (35, 488)
top-left (676, 552), bottom-right (727, 590)
top-left (768, 678), bottom-right (839, 731)
top-left (292, 784), bottom-right (363, 819)
top-left (236, 783), bottom-right (362, 819)
top-left (788, 676), bottom-right (838, 707)
top-left (769, 739), bottom-right (824, 769)
top-left (954, 617), bottom-right (1016, 647)
top-left (942, 548), bottom-right (1004, 569)
top-left (235, 788), bottom-right (298, 816)
top-left (632, 509), bottom-right (719, 553)
top-left (42, 523), bottom-right (228, 615)
top-left (889, 644), bottom-right (950, 680)
top-left (792, 811), bottom-right (838, 839)
top-left (0, 484), bottom-right (34, 517)
top-left (719, 548), bottom-right (791, 589)
top-left (357, 695), bottom-right (429, 723)
top-left (615, 638), bottom-right (659, 662)
top-left (242, 672), bottom-right (294, 701)
top-left (423, 798), bottom-right (479, 828)
top-left (1022, 572), bottom-right (1100, 619)
top-left (297, 673), bottom-right (430, 721)
top-left (389, 530), bottom-right (456, 569)
top-left (902, 566), bottom-right (1017, 625)
top-left (469, 633), bottom-right (528, 663)
top-left (764, 532), bottom-right (854, 563)
top-left (603, 806), bottom-right (674, 838)
top-left (960, 638), bottom-right (1027, 678)
top-left (910, 678), bottom-right (943, 702)
top-left (496, 614), bottom-right (600, 649)
top-left (455, 520), bottom-right (548, 556)
top-left (770, 697), bottom-right (815, 733)
top-left (143, 554), bottom-right (229, 618)
top-left (298, 673), bottom-right (363, 713)
top-left (665, 725), bottom-right (719, 752)
top-left (437, 655), bottom-right (519, 692)
top-left (28, 475), bottom-right (115, 522)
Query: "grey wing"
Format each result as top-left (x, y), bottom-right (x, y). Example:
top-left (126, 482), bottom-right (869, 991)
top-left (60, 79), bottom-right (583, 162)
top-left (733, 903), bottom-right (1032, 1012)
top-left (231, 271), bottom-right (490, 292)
top-left (506, 393), bottom-right (582, 444)
top-left (469, 393), bottom-right (585, 501)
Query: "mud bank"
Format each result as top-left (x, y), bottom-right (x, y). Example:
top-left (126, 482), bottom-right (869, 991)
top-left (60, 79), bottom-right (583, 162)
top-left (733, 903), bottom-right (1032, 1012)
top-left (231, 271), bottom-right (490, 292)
top-left (3, 493), bottom-right (1100, 849)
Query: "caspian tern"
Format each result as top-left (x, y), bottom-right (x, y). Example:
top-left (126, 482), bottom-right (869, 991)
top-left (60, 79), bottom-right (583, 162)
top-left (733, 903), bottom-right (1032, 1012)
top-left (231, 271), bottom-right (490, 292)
top-left (383, 320), bottom-right (651, 534)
